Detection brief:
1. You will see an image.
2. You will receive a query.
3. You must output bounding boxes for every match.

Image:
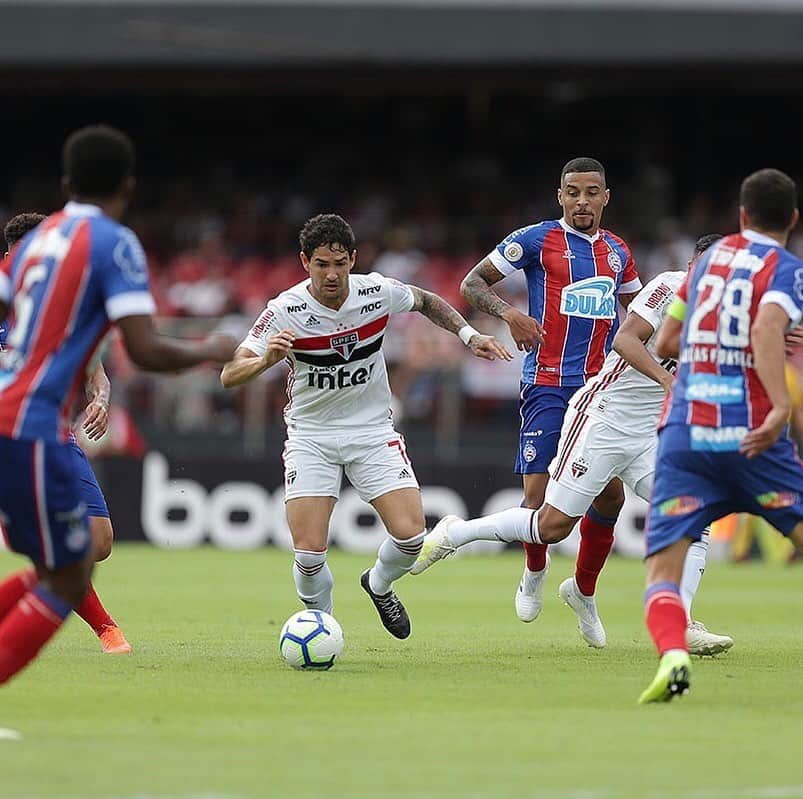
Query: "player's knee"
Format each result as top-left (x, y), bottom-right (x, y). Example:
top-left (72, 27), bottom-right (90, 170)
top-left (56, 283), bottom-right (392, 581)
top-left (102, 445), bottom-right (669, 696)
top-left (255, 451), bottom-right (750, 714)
top-left (43, 554), bottom-right (94, 607)
top-left (523, 486), bottom-right (546, 510)
top-left (537, 507), bottom-right (575, 545)
top-left (90, 517), bottom-right (114, 562)
top-left (388, 512), bottom-right (426, 540)
top-left (593, 482), bottom-right (625, 518)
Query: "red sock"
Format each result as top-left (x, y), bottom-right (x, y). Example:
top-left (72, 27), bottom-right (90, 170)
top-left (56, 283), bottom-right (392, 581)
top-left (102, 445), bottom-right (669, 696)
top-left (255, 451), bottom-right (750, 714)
top-left (0, 586), bottom-right (71, 685)
top-left (575, 508), bottom-right (616, 596)
top-left (523, 542), bottom-right (548, 572)
top-left (644, 582), bottom-right (688, 655)
top-left (0, 569), bottom-right (37, 620)
top-left (75, 583), bottom-right (115, 634)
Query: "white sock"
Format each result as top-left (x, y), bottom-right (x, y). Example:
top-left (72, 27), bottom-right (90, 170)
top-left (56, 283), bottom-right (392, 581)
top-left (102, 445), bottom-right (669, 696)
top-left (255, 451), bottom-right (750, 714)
top-left (448, 507), bottom-right (540, 548)
top-left (680, 532), bottom-right (709, 620)
top-left (369, 530), bottom-right (426, 595)
top-left (293, 549), bottom-right (334, 614)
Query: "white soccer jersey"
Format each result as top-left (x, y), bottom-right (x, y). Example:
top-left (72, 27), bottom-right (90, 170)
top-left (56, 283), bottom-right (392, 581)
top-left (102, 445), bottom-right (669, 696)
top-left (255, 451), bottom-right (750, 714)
top-left (568, 271), bottom-right (685, 438)
top-left (240, 272), bottom-right (415, 433)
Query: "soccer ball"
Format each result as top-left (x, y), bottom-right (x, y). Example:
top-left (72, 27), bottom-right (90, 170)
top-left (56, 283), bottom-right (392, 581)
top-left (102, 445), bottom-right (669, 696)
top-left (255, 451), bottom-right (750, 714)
top-left (279, 610), bottom-right (344, 670)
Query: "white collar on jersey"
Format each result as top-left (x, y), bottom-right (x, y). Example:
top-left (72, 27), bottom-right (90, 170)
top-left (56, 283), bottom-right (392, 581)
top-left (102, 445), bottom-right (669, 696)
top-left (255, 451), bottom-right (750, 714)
top-left (558, 217), bottom-right (601, 243)
top-left (743, 229), bottom-right (783, 247)
top-left (64, 201), bottom-right (103, 217)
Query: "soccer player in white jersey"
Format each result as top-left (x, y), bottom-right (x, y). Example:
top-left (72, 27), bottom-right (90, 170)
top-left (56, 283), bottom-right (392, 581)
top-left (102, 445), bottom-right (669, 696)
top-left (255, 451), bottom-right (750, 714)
top-left (413, 235), bottom-right (734, 655)
top-left (221, 214), bottom-right (511, 639)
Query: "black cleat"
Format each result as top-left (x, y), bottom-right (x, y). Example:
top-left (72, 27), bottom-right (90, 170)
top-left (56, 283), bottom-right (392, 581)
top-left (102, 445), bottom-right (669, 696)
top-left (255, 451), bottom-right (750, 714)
top-left (360, 569), bottom-right (411, 639)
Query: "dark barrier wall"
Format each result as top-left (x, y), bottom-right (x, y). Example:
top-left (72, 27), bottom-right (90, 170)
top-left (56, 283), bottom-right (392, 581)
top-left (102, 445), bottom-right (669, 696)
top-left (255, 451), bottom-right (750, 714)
top-left (95, 451), bottom-right (650, 557)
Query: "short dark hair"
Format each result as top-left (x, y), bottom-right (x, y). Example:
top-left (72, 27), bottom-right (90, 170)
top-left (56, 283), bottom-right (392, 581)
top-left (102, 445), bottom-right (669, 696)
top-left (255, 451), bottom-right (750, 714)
top-left (62, 125), bottom-right (135, 199)
top-left (4, 212), bottom-right (46, 249)
top-left (299, 214), bottom-right (356, 258)
top-left (740, 168), bottom-right (798, 231)
top-left (693, 233), bottom-right (723, 257)
top-left (561, 157), bottom-right (606, 182)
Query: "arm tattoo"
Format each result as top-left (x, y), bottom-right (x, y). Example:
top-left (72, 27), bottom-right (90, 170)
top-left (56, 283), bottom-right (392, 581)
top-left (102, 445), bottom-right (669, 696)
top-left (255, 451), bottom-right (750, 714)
top-left (410, 286), bottom-right (467, 336)
top-left (460, 259), bottom-right (511, 320)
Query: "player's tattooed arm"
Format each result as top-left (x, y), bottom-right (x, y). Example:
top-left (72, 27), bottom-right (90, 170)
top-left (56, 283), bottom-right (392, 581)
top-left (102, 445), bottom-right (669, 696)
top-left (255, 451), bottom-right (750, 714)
top-left (408, 285), bottom-right (513, 362)
top-left (409, 285), bottom-right (469, 335)
top-left (460, 259), bottom-right (512, 319)
top-left (220, 331), bottom-right (296, 388)
top-left (460, 258), bottom-right (544, 352)
top-left (82, 362), bottom-right (111, 440)
top-left (613, 313), bottom-right (674, 393)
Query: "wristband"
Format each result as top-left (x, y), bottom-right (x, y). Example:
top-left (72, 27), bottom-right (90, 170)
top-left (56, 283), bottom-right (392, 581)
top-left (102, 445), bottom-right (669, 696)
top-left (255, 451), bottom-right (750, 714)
top-left (458, 325), bottom-right (480, 346)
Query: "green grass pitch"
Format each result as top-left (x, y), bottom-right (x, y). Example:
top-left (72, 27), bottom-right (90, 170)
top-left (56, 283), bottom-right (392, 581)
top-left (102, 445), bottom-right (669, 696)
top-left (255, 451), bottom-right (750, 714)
top-left (2, 545), bottom-right (802, 799)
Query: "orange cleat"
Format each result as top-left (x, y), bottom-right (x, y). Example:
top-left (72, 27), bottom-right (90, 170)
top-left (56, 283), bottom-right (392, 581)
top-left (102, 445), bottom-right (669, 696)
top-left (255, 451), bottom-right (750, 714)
top-left (98, 625), bottom-right (132, 654)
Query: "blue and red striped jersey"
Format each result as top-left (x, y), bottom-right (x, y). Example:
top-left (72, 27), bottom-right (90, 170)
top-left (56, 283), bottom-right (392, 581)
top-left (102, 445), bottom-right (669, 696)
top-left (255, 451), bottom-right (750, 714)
top-left (0, 202), bottom-right (155, 443)
top-left (662, 229), bottom-right (803, 439)
top-left (488, 219), bottom-right (641, 387)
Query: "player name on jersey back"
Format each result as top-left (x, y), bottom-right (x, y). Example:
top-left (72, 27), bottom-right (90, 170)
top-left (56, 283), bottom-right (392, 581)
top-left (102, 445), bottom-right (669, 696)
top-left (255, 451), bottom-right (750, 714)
top-left (240, 273), bottom-right (415, 433)
top-left (569, 271), bottom-right (685, 437)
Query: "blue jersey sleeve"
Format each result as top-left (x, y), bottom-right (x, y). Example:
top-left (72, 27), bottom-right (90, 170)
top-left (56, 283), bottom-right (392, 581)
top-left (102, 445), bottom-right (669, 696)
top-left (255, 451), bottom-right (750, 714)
top-left (760, 256), bottom-right (803, 327)
top-left (99, 225), bottom-right (156, 321)
top-left (487, 224), bottom-right (547, 276)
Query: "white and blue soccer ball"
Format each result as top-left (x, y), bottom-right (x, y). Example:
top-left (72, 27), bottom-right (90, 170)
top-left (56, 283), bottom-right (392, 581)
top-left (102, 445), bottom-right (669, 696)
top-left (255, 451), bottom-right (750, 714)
top-left (279, 610), bottom-right (344, 670)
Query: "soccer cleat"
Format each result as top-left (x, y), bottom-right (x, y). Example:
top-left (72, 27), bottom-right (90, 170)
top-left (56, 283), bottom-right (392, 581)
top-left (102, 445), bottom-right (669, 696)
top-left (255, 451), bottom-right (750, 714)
top-left (514, 553), bottom-right (551, 623)
top-left (686, 620), bottom-right (734, 657)
top-left (410, 515), bottom-right (461, 575)
top-left (638, 650), bottom-right (692, 704)
top-left (360, 570), bottom-right (411, 639)
top-left (558, 577), bottom-right (607, 648)
top-left (98, 625), bottom-right (132, 654)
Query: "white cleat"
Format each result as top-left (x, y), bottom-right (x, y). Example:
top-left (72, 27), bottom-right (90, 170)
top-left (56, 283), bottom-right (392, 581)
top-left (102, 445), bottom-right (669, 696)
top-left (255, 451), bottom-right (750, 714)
top-left (514, 553), bottom-right (550, 622)
top-left (410, 515), bottom-right (461, 575)
top-left (558, 577), bottom-right (607, 648)
top-left (686, 620), bottom-right (734, 656)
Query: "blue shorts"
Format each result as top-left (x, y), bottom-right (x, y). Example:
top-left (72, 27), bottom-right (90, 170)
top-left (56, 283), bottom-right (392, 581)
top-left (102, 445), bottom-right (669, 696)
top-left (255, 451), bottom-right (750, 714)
top-left (515, 384), bottom-right (578, 475)
top-left (646, 424), bottom-right (803, 556)
top-left (69, 440), bottom-right (109, 518)
top-left (0, 436), bottom-right (91, 569)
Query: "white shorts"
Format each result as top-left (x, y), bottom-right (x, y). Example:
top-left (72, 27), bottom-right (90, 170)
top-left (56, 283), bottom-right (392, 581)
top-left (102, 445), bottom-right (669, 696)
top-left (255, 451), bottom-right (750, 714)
top-left (545, 407), bottom-right (657, 517)
top-left (282, 427), bottom-right (420, 503)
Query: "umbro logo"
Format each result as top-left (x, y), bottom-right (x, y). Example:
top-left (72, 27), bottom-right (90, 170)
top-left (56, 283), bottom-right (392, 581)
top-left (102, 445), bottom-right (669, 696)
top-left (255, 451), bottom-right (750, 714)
top-left (304, 315), bottom-right (321, 327)
top-left (398, 468), bottom-right (411, 480)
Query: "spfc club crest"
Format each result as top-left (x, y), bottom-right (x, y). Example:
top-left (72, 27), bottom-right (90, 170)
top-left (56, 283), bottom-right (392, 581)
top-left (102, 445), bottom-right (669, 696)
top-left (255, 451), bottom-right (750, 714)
top-left (331, 331), bottom-right (359, 360)
top-left (571, 458), bottom-right (589, 479)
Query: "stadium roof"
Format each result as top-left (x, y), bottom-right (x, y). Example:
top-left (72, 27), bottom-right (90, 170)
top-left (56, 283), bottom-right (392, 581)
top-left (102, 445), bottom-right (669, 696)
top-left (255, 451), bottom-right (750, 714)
top-left (1, 1), bottom-right (803, 65)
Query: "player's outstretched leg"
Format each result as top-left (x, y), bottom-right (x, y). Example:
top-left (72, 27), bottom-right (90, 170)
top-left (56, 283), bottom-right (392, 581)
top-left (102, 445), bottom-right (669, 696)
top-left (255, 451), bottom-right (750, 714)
top-left (74, 518), bottom-right (131, 654)
top-left (680, 531), bottom-right (733, 656)
top-left (411, 515), bottom-right (461, 574)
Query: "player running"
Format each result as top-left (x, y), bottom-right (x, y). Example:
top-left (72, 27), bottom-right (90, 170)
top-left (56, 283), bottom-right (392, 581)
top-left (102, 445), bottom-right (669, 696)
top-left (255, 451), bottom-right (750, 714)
top-left (221, 213), bottom-right (511, 639)
top-left (413, 235), bottom-right (733, 656)
top-left (0, 212), bottom-right (132, 654)
top-left (640, 168), bottom-right (803, 703)
top-left (459, 157), bottom-right (641, 621)
top-left (0, 125), bottom-right (235, 685)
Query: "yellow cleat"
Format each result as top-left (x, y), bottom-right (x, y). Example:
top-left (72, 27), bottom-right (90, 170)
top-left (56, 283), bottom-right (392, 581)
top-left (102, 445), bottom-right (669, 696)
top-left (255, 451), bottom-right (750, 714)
top-left (99, 625), bottom-right (132, 654)
top-left (638, 650), bottom-right (691, 704)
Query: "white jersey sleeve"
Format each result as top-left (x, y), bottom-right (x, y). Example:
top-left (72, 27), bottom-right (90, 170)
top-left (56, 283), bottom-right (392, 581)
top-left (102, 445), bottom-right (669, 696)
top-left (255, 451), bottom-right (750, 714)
top-left (626, 272), bottom-right (685, 332)
top-left (375, 273), bottom-right (416, 314)
top-left (239, 300), bottom-right (284, 357)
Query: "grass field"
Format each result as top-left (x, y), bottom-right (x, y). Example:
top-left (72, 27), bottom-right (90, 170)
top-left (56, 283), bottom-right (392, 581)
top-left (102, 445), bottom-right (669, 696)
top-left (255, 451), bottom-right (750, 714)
top-left (1, 544), bottom-right (802, 799)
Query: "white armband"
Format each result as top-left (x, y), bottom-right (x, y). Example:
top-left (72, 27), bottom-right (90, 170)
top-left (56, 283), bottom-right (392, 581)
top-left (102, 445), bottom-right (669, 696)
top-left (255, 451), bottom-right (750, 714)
top-left (458, 325), bottom-right (480, 346)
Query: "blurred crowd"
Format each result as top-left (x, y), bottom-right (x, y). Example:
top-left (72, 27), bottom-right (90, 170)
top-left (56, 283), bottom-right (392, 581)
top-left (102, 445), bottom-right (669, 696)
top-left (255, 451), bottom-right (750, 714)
top-left (6, 176), bottom-right (803, 455)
